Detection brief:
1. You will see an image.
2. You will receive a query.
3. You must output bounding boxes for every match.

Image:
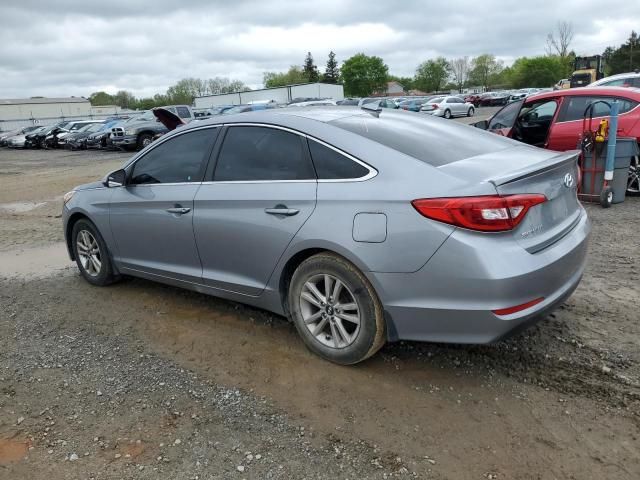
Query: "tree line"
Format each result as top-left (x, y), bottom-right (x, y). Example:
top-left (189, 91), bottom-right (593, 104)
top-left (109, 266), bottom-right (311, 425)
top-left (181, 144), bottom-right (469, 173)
top-left (88, 25), bottom-right (640, 109)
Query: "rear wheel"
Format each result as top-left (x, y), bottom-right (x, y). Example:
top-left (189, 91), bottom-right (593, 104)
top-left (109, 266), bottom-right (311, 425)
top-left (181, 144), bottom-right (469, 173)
top-left (444, 109), bottom-right (452, 119)
top-left (467, 107), bottom-right (475, 117)
top-left (288, 253), bottom-right (385, 365)
top-left (71, 219), bottom-right (119, 286)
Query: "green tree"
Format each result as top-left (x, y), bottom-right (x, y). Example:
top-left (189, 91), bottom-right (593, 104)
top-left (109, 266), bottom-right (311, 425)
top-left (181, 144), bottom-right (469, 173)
top-left (508, 56), bottom-right (566, 88)
top-left (88, 91), bottom-right (115, 106)
top-left (340, 53), bottom-right (388, 97)
top-left (263, 66), bottom-right (307, 88)
top-left (469, 54), bottom-right (503, 89)
top-left (605, 31), bottom-right (640, 74)
top-left (414, 57), bottom-right (450, 93)
top-left (112, 90), bottom-right (137, 109)
top-left (323, 51), bottom-right (340, 83)
top-left (303, 52), bottom-right (320, 83)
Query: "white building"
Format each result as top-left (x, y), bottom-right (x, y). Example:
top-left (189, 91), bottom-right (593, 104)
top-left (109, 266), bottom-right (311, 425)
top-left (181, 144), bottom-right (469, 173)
top-left (194, 83), bottom-right (344, 108)
top-left (0, 97), bottom-right (91, 121)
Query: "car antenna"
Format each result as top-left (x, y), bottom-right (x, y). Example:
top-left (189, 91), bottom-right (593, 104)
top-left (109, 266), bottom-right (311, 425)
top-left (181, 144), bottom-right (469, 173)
top-left (361, 103), bottom-right (382, 118)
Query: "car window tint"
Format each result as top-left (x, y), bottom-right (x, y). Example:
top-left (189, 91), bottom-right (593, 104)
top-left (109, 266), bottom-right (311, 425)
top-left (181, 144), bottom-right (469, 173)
top-left (176, 106), bottom-right (191, 119)
top-left (308, 140), bottom-right (369, 179)
top-left (130, 128), bottom-right (216, 184)
top-left (488, 101), bottom-right (521, 129)
top-left (558, 96), bottom-right (638, 122)
top-left (214, 126), bottom-right (315, 181)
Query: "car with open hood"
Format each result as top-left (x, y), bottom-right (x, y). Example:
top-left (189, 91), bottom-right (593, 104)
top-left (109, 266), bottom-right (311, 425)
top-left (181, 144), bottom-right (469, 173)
top-left (111, 106), bottom-right (194, 151)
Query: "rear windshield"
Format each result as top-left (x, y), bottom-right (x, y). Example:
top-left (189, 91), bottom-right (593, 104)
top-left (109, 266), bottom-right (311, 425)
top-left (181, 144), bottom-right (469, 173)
top-left (330, 112), bottom-right (514, 167)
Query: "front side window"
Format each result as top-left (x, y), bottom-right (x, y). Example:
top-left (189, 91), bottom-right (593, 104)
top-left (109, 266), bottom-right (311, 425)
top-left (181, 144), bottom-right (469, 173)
top-left (488, 101), bottom-right (522, 130)
top-left (176, 106), bottom-right (191, 119)
top-left (214, 126), bottom-right (315, 181)
top-left (130, 128), bottom-right (216, 184)
top-left (308, 140), bottom-right (370, 179)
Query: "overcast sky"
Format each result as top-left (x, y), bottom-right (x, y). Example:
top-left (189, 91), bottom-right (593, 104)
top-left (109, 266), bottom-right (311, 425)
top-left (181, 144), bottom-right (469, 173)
top-left (1, 0), bottom-right (638, 99)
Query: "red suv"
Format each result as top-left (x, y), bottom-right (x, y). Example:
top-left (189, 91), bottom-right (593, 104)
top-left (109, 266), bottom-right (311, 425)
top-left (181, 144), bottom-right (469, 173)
top-left (476, 87), bottom-right (640, 193)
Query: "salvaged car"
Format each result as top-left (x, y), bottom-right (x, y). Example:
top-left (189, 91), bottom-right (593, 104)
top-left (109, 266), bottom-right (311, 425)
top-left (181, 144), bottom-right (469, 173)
top-left (111, 106), bottom-right (194, 151)
top-left (85, 120), bottom-right (123, 149)
top-left (420, 96), bottom-right (475, 118)
top-left (63, 107), bottom-right (590, 364)
top-left (0, 126), bottom-right (39, 146)
top-left (63, 122), bottom-right (106, 150)
top-left (474, 86), bottom-right (640, 193)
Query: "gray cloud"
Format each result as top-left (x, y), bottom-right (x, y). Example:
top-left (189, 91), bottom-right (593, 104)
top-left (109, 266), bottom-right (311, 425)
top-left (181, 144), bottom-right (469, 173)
top-left (1, 0), bottom-right (638, 98)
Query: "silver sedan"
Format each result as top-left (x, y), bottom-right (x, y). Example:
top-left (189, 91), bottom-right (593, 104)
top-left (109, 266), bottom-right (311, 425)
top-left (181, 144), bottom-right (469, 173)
top-left (421, 95), bottom-right (475, 118)
top-left (62, 107), bottom-right (590, 364)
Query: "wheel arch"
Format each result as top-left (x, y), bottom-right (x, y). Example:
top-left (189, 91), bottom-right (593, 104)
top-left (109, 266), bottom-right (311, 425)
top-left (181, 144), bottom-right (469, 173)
top-left (65, 211), bottom-right (90, 260)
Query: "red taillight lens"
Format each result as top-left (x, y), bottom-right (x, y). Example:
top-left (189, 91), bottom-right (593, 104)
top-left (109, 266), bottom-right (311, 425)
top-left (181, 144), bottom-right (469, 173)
top-left (411, 194), bottom-right (547, 232)
top-left (492, 297), bottom-right (544, 316)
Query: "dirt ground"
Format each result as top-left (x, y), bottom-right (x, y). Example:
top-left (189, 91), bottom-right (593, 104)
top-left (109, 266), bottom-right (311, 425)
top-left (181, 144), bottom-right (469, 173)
top-left (0, 144), bottom-right (638, 480)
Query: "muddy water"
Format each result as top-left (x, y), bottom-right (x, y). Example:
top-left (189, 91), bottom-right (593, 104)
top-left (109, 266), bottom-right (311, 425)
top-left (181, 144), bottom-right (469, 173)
top-left (0, 243), bottom-right (72, 280)
top-left (0, 438), bottom-right (30, 465)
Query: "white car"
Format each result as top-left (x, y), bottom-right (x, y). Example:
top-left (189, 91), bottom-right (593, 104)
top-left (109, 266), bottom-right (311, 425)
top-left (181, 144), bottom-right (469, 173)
top-left (589, 72), bottom-right (640, 88)
top-left (420, 96), bottom-right (475, 119)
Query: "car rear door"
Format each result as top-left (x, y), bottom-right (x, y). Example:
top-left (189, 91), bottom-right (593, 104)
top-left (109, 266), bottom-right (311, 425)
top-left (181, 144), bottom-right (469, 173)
top-left (109, 127), bottom-right (219, 282)
top-left (193, 125), bottom-right (317, 296)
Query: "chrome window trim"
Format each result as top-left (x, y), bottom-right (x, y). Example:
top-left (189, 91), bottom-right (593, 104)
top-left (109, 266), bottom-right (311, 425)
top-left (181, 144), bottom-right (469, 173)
top-left (216, 122), bottom-right (378, 183)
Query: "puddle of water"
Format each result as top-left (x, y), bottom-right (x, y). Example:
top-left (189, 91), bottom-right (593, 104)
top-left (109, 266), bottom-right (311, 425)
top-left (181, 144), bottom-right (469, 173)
top-left (0, 243), bottom-right (73, 280)
top-left (0, 201), bottom-right (47, 213)
top-left (0, 438), bottom-right (30, 465)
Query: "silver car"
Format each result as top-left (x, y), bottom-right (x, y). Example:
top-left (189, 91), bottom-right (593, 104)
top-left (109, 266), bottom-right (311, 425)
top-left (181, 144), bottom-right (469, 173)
top-left (62, 107), bottom-right (590, 364)
top-left (420, 96), bottom-right (475, 118)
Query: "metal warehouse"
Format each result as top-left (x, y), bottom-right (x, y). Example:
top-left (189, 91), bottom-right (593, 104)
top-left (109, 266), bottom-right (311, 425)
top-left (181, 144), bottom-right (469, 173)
top-left (0, 97), bottom-right (91, 121)
top-left (193, 82), bottom-right (344, 108)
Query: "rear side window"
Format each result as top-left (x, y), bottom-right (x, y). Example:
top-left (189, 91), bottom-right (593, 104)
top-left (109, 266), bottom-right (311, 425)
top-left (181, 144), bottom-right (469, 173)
top-left (308, 140), bottom-right (370, 179)
top-left (130, 128), bottom-right (216, 184)
top-left (214, 126), bottom-right (315, 181)
top-left (557, 96), bottom-right (638, 122)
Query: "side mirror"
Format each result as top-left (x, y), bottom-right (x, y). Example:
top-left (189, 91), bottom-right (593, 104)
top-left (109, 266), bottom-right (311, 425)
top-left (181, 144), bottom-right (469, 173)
top-left (104, 169), bottom-right (126, 188)
top-left (472, 119), bottom-right (489, 130)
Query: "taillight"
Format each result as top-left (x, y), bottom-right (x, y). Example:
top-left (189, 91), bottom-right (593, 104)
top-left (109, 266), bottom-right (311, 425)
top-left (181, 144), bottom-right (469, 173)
top-left (411, 194), bottom-right (547, 232)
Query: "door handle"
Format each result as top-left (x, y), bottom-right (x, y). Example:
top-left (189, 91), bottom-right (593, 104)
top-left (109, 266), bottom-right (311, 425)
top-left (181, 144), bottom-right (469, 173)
top-left (166, 206), bottom-right (191, 215)
top-left (265, 206), bottom-right (299, 216)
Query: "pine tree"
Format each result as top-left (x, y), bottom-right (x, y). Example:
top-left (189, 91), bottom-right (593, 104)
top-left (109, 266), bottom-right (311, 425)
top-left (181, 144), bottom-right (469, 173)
top-left (324, 51), bottom-right (340, 84)
top-left (303, 52), bottom-right (319, 83)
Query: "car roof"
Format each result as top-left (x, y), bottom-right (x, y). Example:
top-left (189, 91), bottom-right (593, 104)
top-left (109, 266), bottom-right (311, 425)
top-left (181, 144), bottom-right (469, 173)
top-left (592, 72), bottom-right (640, 83)
top-left (527, 86), bottom-right (640, 102)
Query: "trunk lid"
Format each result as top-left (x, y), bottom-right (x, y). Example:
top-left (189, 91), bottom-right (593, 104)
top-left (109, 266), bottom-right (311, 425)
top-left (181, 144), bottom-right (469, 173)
top-left (438, 145), bottom-right (582, 253)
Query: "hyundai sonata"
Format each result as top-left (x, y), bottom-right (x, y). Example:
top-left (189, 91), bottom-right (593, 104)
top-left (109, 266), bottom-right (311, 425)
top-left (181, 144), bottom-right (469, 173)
top-left (62, 107), bottom-right (590, 364)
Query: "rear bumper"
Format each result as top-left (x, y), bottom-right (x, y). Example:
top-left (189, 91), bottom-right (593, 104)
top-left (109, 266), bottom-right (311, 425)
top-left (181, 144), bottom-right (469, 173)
top-left (369, 210), bottom-right (591, 343)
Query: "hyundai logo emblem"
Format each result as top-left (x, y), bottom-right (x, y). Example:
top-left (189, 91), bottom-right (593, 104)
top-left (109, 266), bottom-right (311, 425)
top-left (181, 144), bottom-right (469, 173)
top-left (563, 173), bottom-right (574, 188)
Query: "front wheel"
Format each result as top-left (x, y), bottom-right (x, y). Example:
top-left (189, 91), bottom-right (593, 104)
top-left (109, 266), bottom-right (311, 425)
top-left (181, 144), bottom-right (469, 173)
top-left (467, 107), bottom-right (475, 117)
top-left (443, 109), bottom-right (452, 119)
top-left (136, 133), bottom-right (153, 151)
top-left (288, 253), bottom-right (386, 365)
top-left (72, 219), bottom-right (119, 286)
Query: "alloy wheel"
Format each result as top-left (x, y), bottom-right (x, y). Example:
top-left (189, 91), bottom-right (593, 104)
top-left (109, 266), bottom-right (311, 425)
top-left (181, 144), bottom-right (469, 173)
top-left (76, 229), bottom-right (102, 277)
top-left (628, 155), bottom-right (640, 194)
top-left (299, 274), bottom-right (361, 349)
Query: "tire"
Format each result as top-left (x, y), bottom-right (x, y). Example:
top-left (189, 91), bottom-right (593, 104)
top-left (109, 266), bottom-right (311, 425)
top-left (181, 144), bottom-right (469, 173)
top-left (467, 107), bottom-right (474, 117)
top-left (136, 133), bottom-right (153, 151)
top-left (288, 252), bottom-right (386, 365)
top-left (599, 186), bottom-right (613, 208)
top-left (444, 109), bottom-right (452, 119)
top-left (71, 219), bottom-right (119, 286)
top-left (627, 155), bottom-right (639, 196)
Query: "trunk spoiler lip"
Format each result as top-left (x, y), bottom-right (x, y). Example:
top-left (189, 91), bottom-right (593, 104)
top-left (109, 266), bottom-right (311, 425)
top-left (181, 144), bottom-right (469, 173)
top-left (489, 149), bottom-right (580, 187)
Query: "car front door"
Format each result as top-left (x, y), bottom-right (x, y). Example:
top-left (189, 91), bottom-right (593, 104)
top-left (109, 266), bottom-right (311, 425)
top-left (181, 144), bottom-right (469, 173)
top-left (109, 127), bottom-right (219, 282)
top-left (486, 100), bottom-right (523, 137)
top-left (193, 125), bottom-right (317, 296)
